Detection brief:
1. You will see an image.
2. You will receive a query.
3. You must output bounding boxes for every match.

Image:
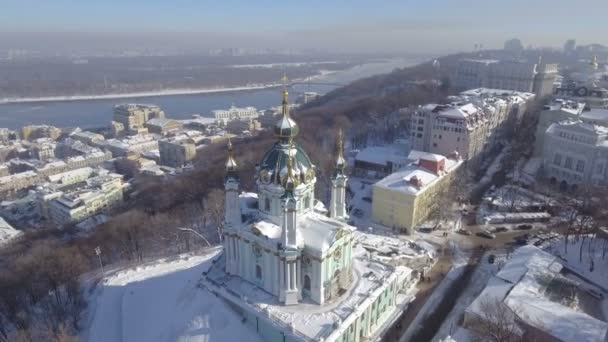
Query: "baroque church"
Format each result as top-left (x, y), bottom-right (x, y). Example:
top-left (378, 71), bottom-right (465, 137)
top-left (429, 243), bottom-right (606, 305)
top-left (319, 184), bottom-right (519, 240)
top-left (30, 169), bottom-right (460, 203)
top-left (222, 87), bottom-right (355, 305)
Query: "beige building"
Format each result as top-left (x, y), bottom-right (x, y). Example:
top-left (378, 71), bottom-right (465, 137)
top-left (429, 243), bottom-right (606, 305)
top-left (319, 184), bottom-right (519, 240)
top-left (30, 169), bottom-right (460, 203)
top-left (32, 143), bottom-right (56, 161)
top-left (145, 118), bottom-right (183, 135)
top-left (113, 104), bottom-right (165, 134)
top-left (21, 125), bottom-right (61, 141)
top-left (158, 138), bottom-right (196, 167)
top-left (372, 151), bottom-right (463, 233)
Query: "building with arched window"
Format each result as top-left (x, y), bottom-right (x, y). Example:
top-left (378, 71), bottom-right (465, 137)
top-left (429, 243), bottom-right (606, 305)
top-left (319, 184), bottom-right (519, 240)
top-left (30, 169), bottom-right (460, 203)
top-left (200, 88), bottom-right (422, 342)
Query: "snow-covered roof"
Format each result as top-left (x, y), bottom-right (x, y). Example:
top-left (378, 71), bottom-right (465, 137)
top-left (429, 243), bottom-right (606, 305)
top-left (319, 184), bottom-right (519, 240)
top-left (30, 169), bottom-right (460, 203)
top-left (374, 155), bottom-right (462, 196)
top-left (407, 150), bottom-right (444, 162)
top-left (205, 236), bottom-right (413, 342)
top-left (466, 245), bottom-right (608, 342)
top-left (355, 145), bottom-right (408, 166)
top-left (581, 108), bottom-right (608, 125)
top-left (437, 103), bottom-right (480, 119)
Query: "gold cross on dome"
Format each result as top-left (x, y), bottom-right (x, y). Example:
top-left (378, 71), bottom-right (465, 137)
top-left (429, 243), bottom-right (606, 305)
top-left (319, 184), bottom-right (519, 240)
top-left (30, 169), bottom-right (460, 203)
top-left (281, 73), bottom-right (289, 87)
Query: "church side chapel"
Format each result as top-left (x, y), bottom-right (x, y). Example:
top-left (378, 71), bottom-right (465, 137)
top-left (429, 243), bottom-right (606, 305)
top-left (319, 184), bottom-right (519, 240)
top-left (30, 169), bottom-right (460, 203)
top-left (222, 85), bottom-right (354, 305)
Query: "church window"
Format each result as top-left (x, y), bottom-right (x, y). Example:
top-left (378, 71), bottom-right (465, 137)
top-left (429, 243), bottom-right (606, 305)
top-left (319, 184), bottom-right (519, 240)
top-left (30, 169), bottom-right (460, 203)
top-left (565, 157), bottom-right (573, 170)
top-left (255, 265), bottom-right (262, 280)
top-left (265, 198), bottom-right (270, 212)
top-left (576, 160), bottom-right (585, 173)
top-left (305, 195), bottom-right (310, 209)
top-left (304, 275), bottom-right (311, 291)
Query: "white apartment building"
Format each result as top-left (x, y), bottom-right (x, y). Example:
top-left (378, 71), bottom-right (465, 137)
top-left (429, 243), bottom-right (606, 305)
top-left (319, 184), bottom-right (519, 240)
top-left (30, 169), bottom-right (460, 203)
top-left (212, 105), bottom-right (259, 125)
top-left (105, 134), bottom-right (159, 157)
top-left (456, 59), bottom-right (557, 96)
top-left (70, 130), bottom-right (105, 146)
top-left (541, 120), bottom-right (608, 190)
top-left (410, 88), bottom-right (534, 164)
top-left (534, 99), bottom-right (608, 155)
top-left (48, 173), bottom-right (124, 225)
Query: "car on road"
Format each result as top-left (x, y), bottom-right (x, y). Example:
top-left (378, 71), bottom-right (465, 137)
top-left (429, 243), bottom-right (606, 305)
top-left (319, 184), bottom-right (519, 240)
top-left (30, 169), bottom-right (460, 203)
top-left (362, 197), bottom-right (372, 203)
top-left (492, 226), bottom-right (508, 233)
top-left (516, 224), bottom-right (533, 230)
top-left (476, 230), bottom-right (496, 239)
top-left (456, 228), bottom-right (472, 235)
top-left (417, 227), bottom-right (433, 233)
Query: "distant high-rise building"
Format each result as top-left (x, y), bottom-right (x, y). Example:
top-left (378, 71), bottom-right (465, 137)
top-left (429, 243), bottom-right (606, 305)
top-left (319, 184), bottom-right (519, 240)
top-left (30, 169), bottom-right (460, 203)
top-left (534, 59), bottom-right (559, 98)
top-left (456, 58), bottom-right (557, 96)
top-left (504, 38), bottom-right (524, 54)
top-left (564, 39), bottom-right (577, 54)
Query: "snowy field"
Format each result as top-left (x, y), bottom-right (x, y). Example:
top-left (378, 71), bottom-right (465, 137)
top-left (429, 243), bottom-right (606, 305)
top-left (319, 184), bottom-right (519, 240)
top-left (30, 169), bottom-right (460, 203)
top-left (82, 248), bottom-right (262, 342)
top-left (544, 236), bottom-right (608, 291)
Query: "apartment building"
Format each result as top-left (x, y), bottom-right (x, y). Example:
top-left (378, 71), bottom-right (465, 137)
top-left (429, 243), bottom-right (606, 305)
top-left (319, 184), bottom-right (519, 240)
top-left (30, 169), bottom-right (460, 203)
top-left (411, 90), bottom-right (534, 165)
top-left (158, 137), bottom-right (197, 167)
top-left (48, 173), bottom-right (124, 225)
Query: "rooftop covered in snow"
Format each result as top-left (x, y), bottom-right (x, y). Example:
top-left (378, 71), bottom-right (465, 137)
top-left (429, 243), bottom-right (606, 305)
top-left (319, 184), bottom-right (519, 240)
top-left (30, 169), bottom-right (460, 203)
top-left (465, 245), bottom-right (608, 342)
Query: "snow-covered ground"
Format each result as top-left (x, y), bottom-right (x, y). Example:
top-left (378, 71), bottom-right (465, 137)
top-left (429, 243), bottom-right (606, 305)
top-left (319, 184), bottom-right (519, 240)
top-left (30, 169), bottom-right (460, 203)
top-left (544, 236), bottom-right (608, 291)
top-left (0, 216), bottom-right (21, 246)
top-left (82, 248), bottom-right (262, 342)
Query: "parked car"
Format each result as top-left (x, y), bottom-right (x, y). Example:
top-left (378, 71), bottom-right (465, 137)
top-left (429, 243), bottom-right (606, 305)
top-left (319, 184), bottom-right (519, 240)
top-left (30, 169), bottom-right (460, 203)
top-left (492, 226), bottom-right (508, 233)
top-left (516, 224), bottom-right (533, 230)
top-left (456, 228), bottom-right (472, 236)
top-left (352, 209), bottom-right (364, 218)
top-left (362, 197), bottom-right (372, 203)
top-left (514, 237), bottom-right (528, 245)
top-left (417, 227), bottom-right (433, 233)
top-left (476, 230), bottom-right (496, 239)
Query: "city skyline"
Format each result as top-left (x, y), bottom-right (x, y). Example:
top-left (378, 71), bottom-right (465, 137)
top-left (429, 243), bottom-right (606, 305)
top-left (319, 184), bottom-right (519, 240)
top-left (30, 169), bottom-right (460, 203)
top-left (2, 0), bottom-right (608, 53)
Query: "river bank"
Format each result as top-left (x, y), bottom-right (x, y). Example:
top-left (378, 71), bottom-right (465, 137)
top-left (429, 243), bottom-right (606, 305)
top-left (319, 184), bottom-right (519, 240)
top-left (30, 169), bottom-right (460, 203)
top-left (0, 83), bottom-right (283, 105)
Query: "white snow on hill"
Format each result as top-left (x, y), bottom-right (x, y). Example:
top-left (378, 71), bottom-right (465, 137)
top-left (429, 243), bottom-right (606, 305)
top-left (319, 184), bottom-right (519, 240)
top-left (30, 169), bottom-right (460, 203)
top-left (0, 216), bottom-right (21, 246)
top-left (82, 248), bottom-right (262, 342)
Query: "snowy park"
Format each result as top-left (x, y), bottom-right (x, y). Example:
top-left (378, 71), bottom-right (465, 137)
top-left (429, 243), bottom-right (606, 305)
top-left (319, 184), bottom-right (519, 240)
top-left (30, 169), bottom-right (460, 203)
top-left (82, 248), bottom-right (261, 342)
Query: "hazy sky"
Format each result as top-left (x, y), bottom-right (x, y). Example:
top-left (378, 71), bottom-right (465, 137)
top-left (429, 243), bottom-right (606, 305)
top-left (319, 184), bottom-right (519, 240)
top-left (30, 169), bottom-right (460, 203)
top-left (2, 0), bottom-right (608, 53)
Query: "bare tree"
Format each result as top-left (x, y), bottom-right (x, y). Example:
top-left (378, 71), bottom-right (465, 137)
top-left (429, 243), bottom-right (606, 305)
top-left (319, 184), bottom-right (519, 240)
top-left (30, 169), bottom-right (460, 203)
top-left (204, 188), bottom-right (225, 243)
top-left (468, 298), bottom-right (523, 342)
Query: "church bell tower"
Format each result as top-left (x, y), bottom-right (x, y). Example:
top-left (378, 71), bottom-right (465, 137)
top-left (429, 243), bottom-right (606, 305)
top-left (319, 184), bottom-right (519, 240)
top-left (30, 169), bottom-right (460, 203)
top-left (329, 129), bottom-right (348, 221)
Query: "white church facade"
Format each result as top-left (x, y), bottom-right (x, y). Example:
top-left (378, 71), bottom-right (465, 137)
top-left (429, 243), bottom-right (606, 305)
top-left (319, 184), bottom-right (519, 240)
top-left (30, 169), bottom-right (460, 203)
top-left (223, 89), bottom-right (353, 306)
top-left (201, 88), bottom-right (420, 342)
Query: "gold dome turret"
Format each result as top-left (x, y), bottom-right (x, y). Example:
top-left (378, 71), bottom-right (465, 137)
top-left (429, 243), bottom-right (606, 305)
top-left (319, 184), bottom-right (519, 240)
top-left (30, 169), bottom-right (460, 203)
top-left (275, 74), bottom-right (299, 142)
top-left (591, 55), bottom-right (599, 70)
top-left (225, 137), bottom-right (238, 177)
top-left (333, 128), bottom-right (346, 177)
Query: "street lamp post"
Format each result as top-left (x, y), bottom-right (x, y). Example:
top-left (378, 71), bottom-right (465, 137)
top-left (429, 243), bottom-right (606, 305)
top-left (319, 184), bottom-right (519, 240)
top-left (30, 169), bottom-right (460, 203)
top-left (95, 246), bottom-right (104, 276)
